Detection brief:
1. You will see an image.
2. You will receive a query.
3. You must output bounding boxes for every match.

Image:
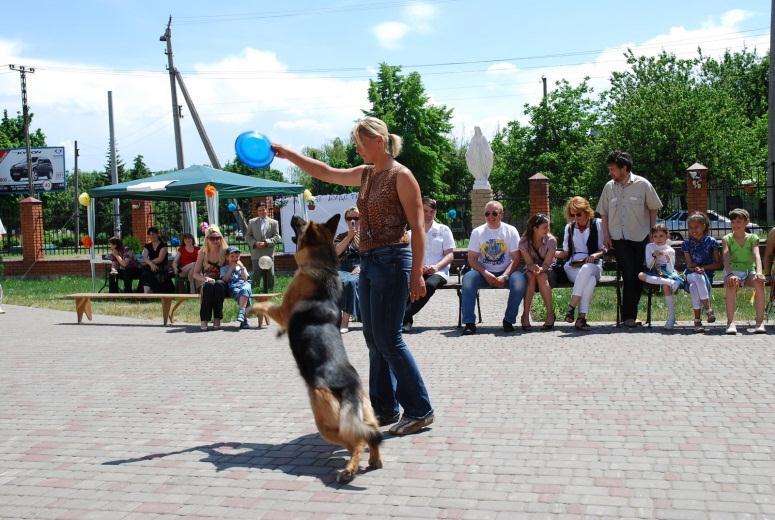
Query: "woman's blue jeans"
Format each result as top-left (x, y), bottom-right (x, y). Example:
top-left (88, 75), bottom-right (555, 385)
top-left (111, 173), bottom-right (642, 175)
top-left (359, 244), bottom-right (433, 420)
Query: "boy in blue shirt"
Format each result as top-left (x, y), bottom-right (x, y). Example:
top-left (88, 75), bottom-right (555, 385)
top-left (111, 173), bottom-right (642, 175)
top-left (221, 246), bottom-right (252, 329)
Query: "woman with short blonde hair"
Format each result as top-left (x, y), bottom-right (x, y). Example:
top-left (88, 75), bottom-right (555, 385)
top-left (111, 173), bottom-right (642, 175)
top-left (555, 197), bottom-right (606, 331)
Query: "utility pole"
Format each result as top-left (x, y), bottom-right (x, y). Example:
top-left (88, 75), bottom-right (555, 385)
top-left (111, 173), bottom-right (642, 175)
top-left (108, 91), bottom-right (121, 237)
top-left (9, 64), bottom-right (36, 198)
top-left (160, 16), bottom-right (185, 170)
top-left (767, 0), bottom-right (775, 225)
top-left (74, 140), bottom-right (80, 250)
top-left (541, 75), bottom-right (547, 100)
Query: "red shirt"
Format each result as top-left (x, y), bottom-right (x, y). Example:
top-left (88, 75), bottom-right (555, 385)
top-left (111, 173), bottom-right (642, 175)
top-left (177, 245), bottom-right (199, 267)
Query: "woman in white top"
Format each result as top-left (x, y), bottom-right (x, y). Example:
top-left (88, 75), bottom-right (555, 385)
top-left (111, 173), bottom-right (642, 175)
top-left (555, 197), bottom-right (606, 331)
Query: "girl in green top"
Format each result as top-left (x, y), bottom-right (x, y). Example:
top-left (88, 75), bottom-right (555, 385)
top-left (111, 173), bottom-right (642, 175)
top-left (722, 208), bottom-right (766, 335)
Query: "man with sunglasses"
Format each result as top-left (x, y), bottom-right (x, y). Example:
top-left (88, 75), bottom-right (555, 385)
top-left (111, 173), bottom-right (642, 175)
top-left (597, 151), bottom-right (662, 327)
top-left (461, 200), bottom-right (526, 335)
top-left (401, 197), bottom-right (455, 333)
top-left (246, 201), bottom-right (282, 293)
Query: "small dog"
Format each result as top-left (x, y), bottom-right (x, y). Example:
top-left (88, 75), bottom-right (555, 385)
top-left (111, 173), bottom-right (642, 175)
top-left (250, 214), bottom-right (382, 483)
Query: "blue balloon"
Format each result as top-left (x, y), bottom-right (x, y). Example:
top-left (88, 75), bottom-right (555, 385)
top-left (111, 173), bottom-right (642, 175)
top-left (447, 208), bottom-right (457, 220)
top-left (235, 131), bottom-right (275, 169)
top-left (227, 202), bottom-right (237, 212)
top-left (170, 236), bottom-right (180, 246)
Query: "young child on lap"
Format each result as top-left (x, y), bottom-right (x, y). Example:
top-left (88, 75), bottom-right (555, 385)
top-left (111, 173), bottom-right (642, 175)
top-left (221, 246), bottom-right (252, 329)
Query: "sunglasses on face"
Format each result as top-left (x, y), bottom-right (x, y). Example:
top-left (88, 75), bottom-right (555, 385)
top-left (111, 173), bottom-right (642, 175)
top-left (207, 236), bottom-right (222, 241)
top-left (484, 211), bottom-right (500, 217)
top-left (346, 216), bottom-right (360, 221)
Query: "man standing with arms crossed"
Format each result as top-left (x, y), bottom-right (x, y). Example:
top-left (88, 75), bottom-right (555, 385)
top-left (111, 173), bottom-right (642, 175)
top-left (597, 151), bottom-right (663, 328)
top-left (245, 201), bottom-right (281, 293)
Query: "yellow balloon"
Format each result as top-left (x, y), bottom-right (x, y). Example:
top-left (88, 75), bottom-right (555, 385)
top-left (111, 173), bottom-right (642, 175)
top-left (303, 189), bottom-right (314, 201)
top-left (78, 192), bottom-right (90, 207)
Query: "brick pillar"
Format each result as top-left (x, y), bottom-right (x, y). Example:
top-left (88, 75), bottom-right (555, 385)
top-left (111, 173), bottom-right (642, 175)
top-left (20, 197), bottom-right (44, 263)
top-left (686, 163), bottom-right (708, 216)
top-left (529, 173), bottom-right (550, 217)
top-left (470, 188), bottom-right (492, 228)
top-left (131, 200), bottom-right (153, 243)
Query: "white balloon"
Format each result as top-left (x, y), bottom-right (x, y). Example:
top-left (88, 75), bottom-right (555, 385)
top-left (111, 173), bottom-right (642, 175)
top-left (258, 256), bottom-right (273, 270)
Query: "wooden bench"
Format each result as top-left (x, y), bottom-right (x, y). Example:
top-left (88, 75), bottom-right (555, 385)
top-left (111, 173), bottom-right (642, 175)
top-left (643, 240), bottom-right (770, 326)
top-left (441, 249), bottom-right (623, 327)
top-left (65, 293), bottom-right (200, 325)
top-left (64, 292), bottom-right (281, 327)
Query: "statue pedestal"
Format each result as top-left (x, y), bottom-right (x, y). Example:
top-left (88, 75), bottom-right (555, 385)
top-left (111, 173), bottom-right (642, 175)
top-left (471, 188), bottom-right (492, 229)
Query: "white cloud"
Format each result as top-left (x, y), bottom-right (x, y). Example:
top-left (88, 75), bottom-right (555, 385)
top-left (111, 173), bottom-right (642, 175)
top-left (372, 2), bottom-right (439, 48)
top-left (373, 21), bottom-right (412, 49)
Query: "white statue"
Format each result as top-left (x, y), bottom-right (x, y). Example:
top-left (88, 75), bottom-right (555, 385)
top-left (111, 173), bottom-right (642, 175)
top-left (465, 126), bottom-right (493, 190)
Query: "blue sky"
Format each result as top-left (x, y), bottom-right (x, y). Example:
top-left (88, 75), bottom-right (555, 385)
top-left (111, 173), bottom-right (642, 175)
top-left (0, 0), bottom-right (769, 175)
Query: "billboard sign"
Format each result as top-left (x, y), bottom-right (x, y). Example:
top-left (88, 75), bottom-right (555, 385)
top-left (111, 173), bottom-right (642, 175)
top-left (0, 146), bottom-right (66, 194)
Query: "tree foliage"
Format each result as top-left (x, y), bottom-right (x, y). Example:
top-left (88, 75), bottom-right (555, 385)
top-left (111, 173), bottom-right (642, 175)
top-left (364, 63), bottom-right (455, 200)
top-left (223, 156), bottom-right (285, 182)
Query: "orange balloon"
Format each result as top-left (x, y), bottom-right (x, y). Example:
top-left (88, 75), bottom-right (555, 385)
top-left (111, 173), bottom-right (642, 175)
top-left (81, 235), bottom-right (93, 248)
top-left (204, 184), bottom-right (217, 198)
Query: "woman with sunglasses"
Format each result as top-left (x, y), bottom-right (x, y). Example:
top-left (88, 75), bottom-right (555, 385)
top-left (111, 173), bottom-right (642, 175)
top-left (334, 206), bottom-right (362, 333)
top-left (272, 116), bottom-right (434, 437)
top-left (192, 226), bottom-right (229, 331)
top-left (555, 197), bottom-right (606, 331)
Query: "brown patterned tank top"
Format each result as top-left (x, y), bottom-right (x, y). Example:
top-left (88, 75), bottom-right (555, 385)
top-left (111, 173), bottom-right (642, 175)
top-left (357, 165), bottom-right (410, 252)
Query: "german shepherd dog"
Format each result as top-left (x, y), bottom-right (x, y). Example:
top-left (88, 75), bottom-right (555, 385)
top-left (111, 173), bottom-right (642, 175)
top-left (249, 214), bottom-right (382, 483)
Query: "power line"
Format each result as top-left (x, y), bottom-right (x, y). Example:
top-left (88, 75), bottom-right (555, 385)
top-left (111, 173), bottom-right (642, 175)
top-left (174, 0), bottom-right (460, 25)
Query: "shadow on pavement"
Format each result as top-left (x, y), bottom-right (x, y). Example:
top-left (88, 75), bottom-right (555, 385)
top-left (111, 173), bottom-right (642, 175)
top-left (101, 436), bottom-right (379, 489)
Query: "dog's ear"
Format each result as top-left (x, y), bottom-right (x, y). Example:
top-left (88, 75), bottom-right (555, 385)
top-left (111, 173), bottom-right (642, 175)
top-left (324, 214), bottom-right (341, 237)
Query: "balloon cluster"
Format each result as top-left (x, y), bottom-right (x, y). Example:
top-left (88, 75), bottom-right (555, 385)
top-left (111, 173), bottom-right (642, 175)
top-left (204, 184), bottom-right (217, 198)
top-left (200, 222), bottom-right (209, 233)
top-left (78, 192), bottom-right (90, 207)
top-left (170, 236), bottom-right (181, 247)
top-left (447, 209), bottom-right (457, 220)
top-left (80, 235), bottom-right (93, 248)
top-left (227, 202), bottom-right (237, 212)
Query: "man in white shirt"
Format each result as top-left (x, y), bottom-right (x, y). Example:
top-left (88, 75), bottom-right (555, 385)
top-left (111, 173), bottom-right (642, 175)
top-left (402, 197), bottom-right (455, 332)
top-left (245, 201), bottom-right (281, 292)
top-left (462, 200), bottom-right (526, 335)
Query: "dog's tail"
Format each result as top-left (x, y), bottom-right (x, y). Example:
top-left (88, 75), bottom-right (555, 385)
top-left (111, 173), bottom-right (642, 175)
top-left (339, 388), bottom-right (383, 446)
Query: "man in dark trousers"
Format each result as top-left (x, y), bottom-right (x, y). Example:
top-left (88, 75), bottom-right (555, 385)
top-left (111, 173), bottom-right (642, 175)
top-left (597, 151), bottom-right (662, 327)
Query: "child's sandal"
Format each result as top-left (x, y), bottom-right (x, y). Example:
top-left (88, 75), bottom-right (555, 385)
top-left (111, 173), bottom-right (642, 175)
top-left (705, 309), bottom-right (716, 323)
top-left (693, 320), bottom-right (705, 333)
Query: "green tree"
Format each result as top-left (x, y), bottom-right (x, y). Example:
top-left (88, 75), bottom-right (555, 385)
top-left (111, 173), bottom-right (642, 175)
top-left (103, 147), bottom-right (126, 185)
top-left (127, 154), bottom-right (151, 181)
top-left (0, 110), bottom-right (46, 149)
top-left (364, 63), bottom-right (455, 199)
top-left (292, 137), bottom-right (360, 195)
top-left (599, 50), bottom-right (763, 199)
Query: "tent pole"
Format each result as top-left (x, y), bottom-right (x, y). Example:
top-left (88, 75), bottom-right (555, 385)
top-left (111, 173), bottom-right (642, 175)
top-left (174, 69), bottom-right (248, 235)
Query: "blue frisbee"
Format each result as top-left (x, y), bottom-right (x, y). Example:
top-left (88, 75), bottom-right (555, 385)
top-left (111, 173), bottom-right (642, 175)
top-left (235, 131), bottom-right (274, 169)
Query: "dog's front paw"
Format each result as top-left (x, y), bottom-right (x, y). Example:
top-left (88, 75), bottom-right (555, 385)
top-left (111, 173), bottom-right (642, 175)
top-left (337, 469), bottom-right (356, 484)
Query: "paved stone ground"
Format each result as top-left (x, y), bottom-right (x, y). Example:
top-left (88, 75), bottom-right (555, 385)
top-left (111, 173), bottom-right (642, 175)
top-left (1, 290), bottom-right (774, 519)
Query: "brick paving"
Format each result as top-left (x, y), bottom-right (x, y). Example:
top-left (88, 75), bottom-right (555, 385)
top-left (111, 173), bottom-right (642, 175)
top-left (1, 289), bottom-right (774, 519)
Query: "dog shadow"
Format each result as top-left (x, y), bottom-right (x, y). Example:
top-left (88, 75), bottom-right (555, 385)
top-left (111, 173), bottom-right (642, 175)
top-left (101, 434), bottom-right (377, 489)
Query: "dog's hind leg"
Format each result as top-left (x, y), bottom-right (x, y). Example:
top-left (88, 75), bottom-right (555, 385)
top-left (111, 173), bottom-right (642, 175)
top-left (361, 394), bottom-right (383, 469)
top-left (337, 442), bottom-right (363, 484)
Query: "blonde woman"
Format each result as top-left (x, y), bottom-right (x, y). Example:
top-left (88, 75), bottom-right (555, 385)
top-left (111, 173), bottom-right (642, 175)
top-left (555, 197), bottom-right (606, 331)
top-left (272, 116), bottom-right (434, 436)
top-left (192, 226), bottom-right (229, 331)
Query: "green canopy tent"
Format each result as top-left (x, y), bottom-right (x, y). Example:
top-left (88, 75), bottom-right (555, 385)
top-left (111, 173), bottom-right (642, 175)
top-left (83, 165), bottom-right (305, 291)
top-left (88, 165), bottom-right (304, 201)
